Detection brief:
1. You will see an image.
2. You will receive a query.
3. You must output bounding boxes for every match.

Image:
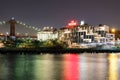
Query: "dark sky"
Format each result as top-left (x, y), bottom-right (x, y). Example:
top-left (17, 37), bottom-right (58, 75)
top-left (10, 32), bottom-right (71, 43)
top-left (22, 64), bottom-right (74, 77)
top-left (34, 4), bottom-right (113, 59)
top-left (0, 0), bottom-right (120, 29)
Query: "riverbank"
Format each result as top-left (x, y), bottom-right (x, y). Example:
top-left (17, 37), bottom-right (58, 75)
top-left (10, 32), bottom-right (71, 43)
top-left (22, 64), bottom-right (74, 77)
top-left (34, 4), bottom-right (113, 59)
top-left (0, 48), bottom-right (120, 54)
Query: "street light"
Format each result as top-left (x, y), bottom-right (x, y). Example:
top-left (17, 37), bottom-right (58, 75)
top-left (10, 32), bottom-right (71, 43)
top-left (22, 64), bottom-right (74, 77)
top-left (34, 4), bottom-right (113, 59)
top-left (6, 32), bottom-right (9, 41)
top-left (111, 28), bottom-right (116, 33)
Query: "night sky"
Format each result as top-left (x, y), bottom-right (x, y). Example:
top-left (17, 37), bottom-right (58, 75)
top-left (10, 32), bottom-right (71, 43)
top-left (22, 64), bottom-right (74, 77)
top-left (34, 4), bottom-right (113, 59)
top-left (0, 0), bottom-right (120, 29)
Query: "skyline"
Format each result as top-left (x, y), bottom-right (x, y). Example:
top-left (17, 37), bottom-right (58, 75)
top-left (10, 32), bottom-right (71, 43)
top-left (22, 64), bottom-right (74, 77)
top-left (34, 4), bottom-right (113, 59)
top-left (0, 0), bottom-right (120, 29)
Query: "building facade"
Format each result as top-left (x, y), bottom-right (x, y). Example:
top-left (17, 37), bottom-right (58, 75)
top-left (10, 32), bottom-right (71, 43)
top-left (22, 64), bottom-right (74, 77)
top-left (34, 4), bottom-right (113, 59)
top-left (59, 21), bottom-right (115, 47)
top-left (37, 27), bottom-right (58, 41)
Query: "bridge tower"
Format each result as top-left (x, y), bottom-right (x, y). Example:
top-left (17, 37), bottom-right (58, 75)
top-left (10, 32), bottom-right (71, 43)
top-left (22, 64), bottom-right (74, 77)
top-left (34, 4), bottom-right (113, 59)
top-left (9, 18), bottom-right (16, 36)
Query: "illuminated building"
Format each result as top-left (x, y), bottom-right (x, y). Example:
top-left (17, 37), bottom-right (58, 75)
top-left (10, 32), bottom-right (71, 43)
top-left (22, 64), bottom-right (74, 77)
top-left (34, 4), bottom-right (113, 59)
top-left (37, 27), bottom-right (58, 41)
top-left (59, 20), bottom-right (78, 46)
top-left (59, 20), bottom-right (115, 47)
top-left (94, 25), bottom-right (110, 43)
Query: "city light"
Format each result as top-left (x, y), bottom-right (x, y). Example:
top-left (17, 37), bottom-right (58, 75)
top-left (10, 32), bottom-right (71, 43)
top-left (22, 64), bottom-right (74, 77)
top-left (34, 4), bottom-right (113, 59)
top-left (0, 22), bottom-right (2, 25)
top-left (6, 32), bottom-right (9, 35)
top-left (68, 20), bottom-right (78, 26)
top-left (2, 21), bottom-right (6, 24)
top-left (16, 21), bottom-right (20, 23)
top-left (108, 54), bottom-right (118, 80)
top-left (80, 20), bottom-right (85, 25)
top-left (111, 28), bottom-right (116, 33)
top-left (0, 19), bottom-right (118, 49)
top-left (66, 20), bottom-right (78, 28)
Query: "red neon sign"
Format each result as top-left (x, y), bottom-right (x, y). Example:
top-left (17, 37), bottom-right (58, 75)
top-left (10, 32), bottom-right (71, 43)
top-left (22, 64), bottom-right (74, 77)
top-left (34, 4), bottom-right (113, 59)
top-left (68, 20), bottom-right (78, 26)
top-left (66, 20), bottom-right (78, 28)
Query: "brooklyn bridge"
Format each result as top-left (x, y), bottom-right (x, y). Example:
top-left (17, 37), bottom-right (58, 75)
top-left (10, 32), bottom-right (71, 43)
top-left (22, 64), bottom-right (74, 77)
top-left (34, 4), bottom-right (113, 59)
top-left (0, 18), bottom-right (40, 38)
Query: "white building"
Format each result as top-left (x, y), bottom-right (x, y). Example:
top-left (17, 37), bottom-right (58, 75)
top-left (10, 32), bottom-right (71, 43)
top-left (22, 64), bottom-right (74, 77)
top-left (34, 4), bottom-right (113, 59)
top-left (59, 21), bottom-right (115, 47)
top-left (94, 25), bottom-right (110, 43)
top-left (106, 33), bottom-right (115, 43)
top-left (37, 27), bottom-right (58, 41)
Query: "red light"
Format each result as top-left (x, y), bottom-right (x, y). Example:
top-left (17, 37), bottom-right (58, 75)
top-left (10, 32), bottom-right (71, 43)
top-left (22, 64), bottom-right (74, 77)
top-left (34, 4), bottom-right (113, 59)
top-left (62, 54), bottom-right (79, 80)
top-left (68, 20), bottom-right (78, 26)
top-left (66, 20), bottom-right (78, 28)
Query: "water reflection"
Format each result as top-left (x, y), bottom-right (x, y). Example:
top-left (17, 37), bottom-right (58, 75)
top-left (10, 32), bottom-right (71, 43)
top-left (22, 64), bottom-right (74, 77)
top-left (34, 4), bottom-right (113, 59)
top-left (0, 55), bottom-right (7, 80)
top-left (12, 55), bottom-right (26, 80)
top-left (80, 53), bottom-right (107, 80)
top-left (0, 55), bottom-right (26, 80)
top-left (108, 54), bottom-right (119, 80)
top-left (34, 54), bottom-right (54, 80)
top-left (0, 53), bottom-right (119, 80)
top-left (62, 54), bottom-right (79, 80)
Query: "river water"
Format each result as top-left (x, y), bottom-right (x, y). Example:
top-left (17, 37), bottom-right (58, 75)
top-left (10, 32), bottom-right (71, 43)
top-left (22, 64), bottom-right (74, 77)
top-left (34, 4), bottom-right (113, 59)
top-left (0, 53), bottom-right (119, 80)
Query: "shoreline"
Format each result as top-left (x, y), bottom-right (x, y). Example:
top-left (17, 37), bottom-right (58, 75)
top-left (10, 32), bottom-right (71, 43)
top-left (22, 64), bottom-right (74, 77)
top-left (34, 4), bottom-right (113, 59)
top-left (0, 48), bottom-right (120, 54)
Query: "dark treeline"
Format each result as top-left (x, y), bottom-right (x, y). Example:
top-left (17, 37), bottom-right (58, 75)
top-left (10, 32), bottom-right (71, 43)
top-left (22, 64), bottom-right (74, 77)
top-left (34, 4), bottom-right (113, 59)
top-left (0, 48), bottom-right (120, 54)
top-left (2, 38), bottom-right (68, 49)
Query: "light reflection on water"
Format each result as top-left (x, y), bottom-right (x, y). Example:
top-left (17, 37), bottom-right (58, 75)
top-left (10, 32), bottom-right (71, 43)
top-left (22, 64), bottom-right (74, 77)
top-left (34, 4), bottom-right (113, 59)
top-left (0, 53), bottom-right (119, 80)
top-left (34, 54), bottom-right (54, 80)
top-left (108, 54), bottom-right (119, 80)
top-left (62, 54), bottom-right (79, 80)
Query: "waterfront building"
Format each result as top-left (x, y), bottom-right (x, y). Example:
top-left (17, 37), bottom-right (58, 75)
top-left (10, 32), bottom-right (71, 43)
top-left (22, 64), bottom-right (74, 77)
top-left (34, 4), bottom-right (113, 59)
top-left (59, 20), bottom-right (115, 47)
top-left (94, 25), bottom-right (110, 43)
top-left (37, 27), bottom-right (58, 41)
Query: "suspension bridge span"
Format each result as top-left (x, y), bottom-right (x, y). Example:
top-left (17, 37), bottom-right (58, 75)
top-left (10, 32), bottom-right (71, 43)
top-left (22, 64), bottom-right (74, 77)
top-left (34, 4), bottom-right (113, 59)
top-left (0, 18), bottom-right (40, 38)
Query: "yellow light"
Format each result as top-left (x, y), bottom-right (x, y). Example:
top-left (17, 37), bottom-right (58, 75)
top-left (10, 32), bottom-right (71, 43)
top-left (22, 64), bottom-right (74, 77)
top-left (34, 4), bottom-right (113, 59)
top-left (0, 33), bottom-right (3, 35)
top-left (111, 28), bottom-right (115, 33)
top-left (108, 54), bottom-right (118, 80)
